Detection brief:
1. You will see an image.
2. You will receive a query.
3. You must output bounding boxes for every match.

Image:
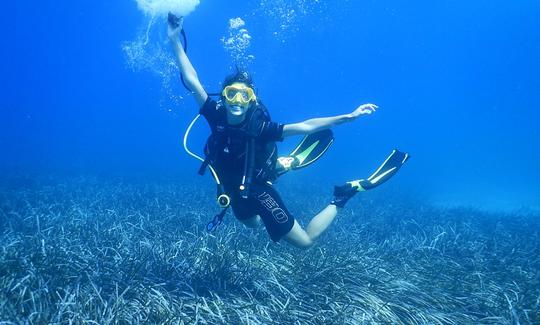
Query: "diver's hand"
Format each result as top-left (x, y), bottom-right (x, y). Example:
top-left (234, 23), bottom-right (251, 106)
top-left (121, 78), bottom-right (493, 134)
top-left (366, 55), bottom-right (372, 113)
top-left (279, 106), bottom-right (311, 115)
top-left (167, 13), bottom-right (183, 41)
top-left (350, 103), bottom-right (378, 119)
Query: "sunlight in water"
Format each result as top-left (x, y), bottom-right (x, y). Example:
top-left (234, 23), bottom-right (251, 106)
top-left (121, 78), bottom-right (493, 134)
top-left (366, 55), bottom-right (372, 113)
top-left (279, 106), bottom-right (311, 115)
top-left (122, 0), bottom-right (325, 110)
top-left (123, 0), bottom-right (201, 111)
top-left (135, 0), bottom-right (200, 17)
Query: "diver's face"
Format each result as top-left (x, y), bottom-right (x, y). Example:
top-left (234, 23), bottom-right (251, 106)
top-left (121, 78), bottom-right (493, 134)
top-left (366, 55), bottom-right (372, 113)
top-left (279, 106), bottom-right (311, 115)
top-left (225, 101), bottom-right (249, 117)
top-left (224, 101), bottom-right (250, 126)
top-left (222, 82), bottom-right (256, 121)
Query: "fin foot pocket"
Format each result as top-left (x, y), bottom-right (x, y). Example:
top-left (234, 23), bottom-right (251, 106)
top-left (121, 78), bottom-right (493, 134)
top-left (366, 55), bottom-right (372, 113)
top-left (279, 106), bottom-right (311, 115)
top-left (331, 183), bottom-right (359, 208)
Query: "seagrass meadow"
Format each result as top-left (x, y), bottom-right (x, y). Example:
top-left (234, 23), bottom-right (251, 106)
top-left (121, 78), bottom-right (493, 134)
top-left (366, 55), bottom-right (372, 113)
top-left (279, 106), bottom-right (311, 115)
top-left (1, 175), bottom-right (539, 324)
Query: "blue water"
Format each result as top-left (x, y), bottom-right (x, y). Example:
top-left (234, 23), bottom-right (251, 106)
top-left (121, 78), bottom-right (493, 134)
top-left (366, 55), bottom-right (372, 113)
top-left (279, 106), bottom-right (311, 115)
top-left (2, 0), bottom-right (539, 211)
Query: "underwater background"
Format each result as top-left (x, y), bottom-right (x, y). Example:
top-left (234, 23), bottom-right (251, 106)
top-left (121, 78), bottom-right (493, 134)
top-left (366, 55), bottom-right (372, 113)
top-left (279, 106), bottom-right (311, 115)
top-left (1, 0), bottom-right (539, 323)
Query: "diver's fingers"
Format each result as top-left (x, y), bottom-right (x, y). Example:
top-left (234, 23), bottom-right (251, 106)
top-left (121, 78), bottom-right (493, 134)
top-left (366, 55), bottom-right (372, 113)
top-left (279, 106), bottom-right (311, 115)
top-left (360, 107), bottom-right (373, 114)
top-left (363, 104), bottom-right (378, 112)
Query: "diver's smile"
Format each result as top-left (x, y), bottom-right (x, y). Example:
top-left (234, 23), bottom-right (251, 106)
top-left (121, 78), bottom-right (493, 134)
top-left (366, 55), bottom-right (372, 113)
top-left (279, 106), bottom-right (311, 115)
top-left (227, 104), bottom-right (249, 116)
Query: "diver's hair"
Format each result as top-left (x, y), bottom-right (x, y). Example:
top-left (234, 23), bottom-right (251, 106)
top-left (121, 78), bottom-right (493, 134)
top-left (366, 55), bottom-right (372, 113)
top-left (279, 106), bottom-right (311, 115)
top-left (222, 69), bottom-right (254, 89)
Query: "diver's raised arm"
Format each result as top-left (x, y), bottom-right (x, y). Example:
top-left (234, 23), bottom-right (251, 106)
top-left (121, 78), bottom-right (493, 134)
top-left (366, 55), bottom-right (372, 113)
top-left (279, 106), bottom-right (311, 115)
top-left (168, 14), bottom-right (208, 108)
top-left (282, 103), bottom-right (378, 137)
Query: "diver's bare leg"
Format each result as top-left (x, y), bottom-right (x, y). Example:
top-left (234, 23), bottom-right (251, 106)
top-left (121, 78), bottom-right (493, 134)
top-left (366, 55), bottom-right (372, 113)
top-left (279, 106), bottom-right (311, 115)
top-left (240, 215), bottom-right (262, 228)
top-left (283, 205), bottom-right (338, 248)
top-left (305, 204), bottom-right (338, 240)
top-left (283, 220), bottom-right (313, 248)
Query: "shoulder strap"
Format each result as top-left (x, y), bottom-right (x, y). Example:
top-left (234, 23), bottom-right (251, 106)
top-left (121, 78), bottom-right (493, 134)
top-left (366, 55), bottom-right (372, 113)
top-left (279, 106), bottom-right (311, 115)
top-left (244, 103), bottom-right (271, 137)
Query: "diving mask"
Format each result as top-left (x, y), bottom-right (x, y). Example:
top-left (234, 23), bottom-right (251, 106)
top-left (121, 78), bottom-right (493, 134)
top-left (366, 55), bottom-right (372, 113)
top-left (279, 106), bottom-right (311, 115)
top-left (222, 83), bottom-right (256, 106)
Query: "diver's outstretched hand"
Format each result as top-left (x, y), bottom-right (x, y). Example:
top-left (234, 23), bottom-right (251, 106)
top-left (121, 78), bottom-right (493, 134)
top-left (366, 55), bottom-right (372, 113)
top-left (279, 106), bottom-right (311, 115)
top-left (350, 103), bottom-right (378, 119)
top-left (167, 13), bottom-right (183, 41)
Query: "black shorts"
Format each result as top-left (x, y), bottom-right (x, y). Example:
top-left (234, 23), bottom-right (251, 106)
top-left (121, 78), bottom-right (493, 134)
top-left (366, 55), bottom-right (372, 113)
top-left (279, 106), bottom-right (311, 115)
top-left (229, 182), bottom-right (295, 242)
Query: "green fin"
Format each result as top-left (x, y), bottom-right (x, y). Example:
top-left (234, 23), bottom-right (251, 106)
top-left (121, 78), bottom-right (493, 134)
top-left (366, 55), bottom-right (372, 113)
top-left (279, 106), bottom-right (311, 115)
top-left (276, 129), bottom-right (334, 176)
top-left (331, 149), bottom-right (410, 208)
top-left (352, 149), bottom-right (410, 191)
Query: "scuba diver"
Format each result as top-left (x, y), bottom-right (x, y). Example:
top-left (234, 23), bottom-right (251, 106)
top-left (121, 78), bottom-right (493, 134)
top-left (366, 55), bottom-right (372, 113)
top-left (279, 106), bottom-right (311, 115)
top-left (168, 15), bottom-right (409, 249)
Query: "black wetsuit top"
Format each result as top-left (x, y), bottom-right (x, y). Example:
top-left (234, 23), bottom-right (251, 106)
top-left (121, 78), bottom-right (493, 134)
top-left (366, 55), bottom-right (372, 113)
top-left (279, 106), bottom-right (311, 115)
top-left (200, 98), bottom-right (295, 241)
top-left (200, 98), bottom-right (284, 189)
